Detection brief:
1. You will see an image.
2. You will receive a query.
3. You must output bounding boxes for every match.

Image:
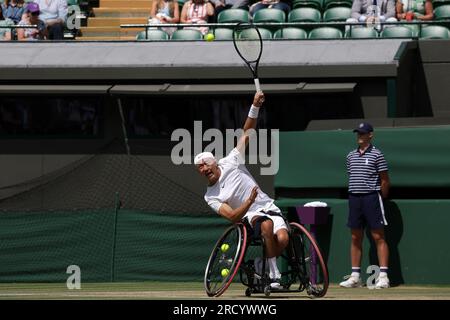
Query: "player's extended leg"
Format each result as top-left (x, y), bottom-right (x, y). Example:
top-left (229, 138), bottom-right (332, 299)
top-left (340, 228), bottom-right (364, 287)
top-left (371, 228), bottom-right (390, 288)
top-left (259, 220), bottom-right (289, 288)
top-left (260, 220), bottom-right (289, 258)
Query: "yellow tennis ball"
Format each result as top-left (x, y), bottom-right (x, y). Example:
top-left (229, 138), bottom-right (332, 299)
top-left (205, 33), bottom-right (215, 42)
top-left (221, 243), bottom-right (230, 252)
top-left (221, 268), bottom-right (230, 277)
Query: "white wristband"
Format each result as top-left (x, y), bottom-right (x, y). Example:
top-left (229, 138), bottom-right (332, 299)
top-left (248, 105), bottom-right (260, 119)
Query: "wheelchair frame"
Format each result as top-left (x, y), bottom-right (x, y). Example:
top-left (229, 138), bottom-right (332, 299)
top-left (204, 217), bottom-right (329, 298)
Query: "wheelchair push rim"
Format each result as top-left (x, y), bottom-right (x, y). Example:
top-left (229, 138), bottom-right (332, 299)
top-left (289, 222), bottom-right (329, 298)
top-left (204, 222), bottom-right (247, 297)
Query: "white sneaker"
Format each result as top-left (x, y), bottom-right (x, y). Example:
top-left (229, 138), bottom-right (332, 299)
top-left (270, 280), bottom-right (281, 290)
top-left (375, 275), bottom-right (390, 289)
top-left (339, 275), bottom-right (362, 288)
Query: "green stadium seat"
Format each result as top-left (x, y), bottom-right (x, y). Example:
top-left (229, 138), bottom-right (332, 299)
top-left (432, 0), bottom-right (450, 8)
top-left (136, 30), bottom-right (169, 41)
top-left (67, 0), bottom-right (79, 5)
top-left (419, 25), bottom-right (450, 39)
top-left (288, 7), bottom-right (321, 22)
top-left (213, 28), bottom-right (233, 40)
top-left (345, 27), bottom-right (378, 38)
top-left (253, 8), bottom-right (286, 23)
top-left (273, 27), bottom-right (308, 39)
top-left (292, 0), bottom-right (323, 11)
top-left (171, 29), bottom-right (203, 40)
top-left (322, 6), bottom-right (352, 22)
top-left (381, 26), bottom-right (414, 38)
top-left (217, 8), bottom-right (250, 25)
top-left (434, 5), bottom-right (450, 20)
top-left (178, 0), bottom-right (187, 9)
top-left (322, 0), bottom-right (353, 10)
top-left (239, 27), bottom-right (272, 39)
top-left (308, 27), bottom-right (343, 39)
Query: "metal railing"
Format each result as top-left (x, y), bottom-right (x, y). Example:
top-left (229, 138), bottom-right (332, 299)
top-left (120, 20), bottom-right (450, 39)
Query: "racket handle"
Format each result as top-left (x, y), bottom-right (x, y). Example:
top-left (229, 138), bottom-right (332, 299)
top-left (254, 78), bottom-right (261, 92)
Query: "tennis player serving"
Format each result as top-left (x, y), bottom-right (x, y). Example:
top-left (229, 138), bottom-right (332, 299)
top-left (195, 91), bottom-right (288, 289)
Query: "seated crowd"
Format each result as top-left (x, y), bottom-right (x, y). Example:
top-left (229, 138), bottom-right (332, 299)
top-left (1, 0), bottom-right (67, 40)
top-left (0, 0), bottom-right (446, 40)
top-left (147, 0), bottom-right (440, 36)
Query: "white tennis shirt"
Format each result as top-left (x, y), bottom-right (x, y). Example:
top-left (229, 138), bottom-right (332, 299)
top-left (204, 148), bottom-right (281, 218)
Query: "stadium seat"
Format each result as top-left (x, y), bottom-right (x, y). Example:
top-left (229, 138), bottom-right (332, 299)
top-left (239, 27), bottom-right (272, 39)
top-left (213, 28), bottom-right (233, 40)
top-left (178, 0), bottom-right (187, 9)
top-left (432, 0), bottom-right (450, 8)
top-left (345, 27), bottom-right (378, 38)
top-left (434, 5), bottom-right (450, 20)
top-left (292, 0), bottom-right (323, 11)
top-left (217, 8), bottom-right (250, 24)
top-left (322, 6), bottom-right (352, 22)
top-left (322, 0), bottom-right (353, 10)
top-left (288, 7), bottom-right (321, 22)
top-left (171, 29), bottom-right (204, 40)
top-left (136, 30), bottom-right (169, 41)
top-left (381, 26), bottom-right (414, 38)
top-left (420, 25), bottom-right (450, 39)
top-left (253, 8), bottom-right (286, 23)
top-left (273, 27), bottom-right (308, 39)
top-left (308, 27), bottom-right (343, 39)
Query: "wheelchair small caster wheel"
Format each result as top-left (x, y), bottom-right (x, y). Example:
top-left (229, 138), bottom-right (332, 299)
top-left (264, 286), bottom-right (271, 297)
top-left (245, 288), bottom-right (252, 297)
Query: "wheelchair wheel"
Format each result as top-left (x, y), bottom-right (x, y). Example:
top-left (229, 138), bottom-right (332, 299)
top-left (289, 222), bottom-right (329, 298)
top-left (204, 222), bottom-right (248, 297)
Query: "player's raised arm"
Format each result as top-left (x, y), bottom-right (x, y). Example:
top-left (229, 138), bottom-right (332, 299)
top-left (235, 91), bottom-right (265, 154)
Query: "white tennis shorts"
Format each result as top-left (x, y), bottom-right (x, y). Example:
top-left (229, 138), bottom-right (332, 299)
top-left (245, 211), bottom-right (288, 234)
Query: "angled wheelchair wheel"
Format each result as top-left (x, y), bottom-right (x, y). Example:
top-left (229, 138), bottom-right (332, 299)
top-left (288, 222), bottom-right (329, 298)
top-left (204, 222), bottom-right (248, 297)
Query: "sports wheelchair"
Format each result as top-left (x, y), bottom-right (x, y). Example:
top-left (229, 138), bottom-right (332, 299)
top-left (204, 216), bottom-right (329, 298)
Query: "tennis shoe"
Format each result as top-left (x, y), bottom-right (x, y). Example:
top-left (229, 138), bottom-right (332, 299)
top-left (339, 275), bottom-right (362, 288)
top-left (375, 275), bottom-right (390, 289)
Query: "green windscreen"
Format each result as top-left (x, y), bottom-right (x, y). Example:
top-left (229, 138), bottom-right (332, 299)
top-left (276, 126), bottom-right (450, 188)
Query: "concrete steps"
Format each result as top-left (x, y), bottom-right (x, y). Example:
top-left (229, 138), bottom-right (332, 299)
top-left (87, 17), bottom-right (148, 27)
top-left (92, 8), bottom-right (151, 18)
top-left (79, 26), bottom-right (145, 37)
top-left (77, 0), bottom-right (153, 40)
top-left (100, 0), bottom-right (153, 8)
top-left (76, 36), bottom-right (136, 41)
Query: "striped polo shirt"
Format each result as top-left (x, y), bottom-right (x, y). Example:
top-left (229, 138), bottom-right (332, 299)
top-left (347, 144), bottom-right (388, 194)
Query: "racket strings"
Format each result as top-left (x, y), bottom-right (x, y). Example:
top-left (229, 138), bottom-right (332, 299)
top-left (234, 28), bottom-right (262, 63)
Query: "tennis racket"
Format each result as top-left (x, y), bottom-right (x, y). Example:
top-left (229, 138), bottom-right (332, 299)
top-left (232, 23), bottom-right (263, 92)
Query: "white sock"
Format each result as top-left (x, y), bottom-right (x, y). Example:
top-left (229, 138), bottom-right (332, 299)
top-left (268, 257), bottom-right (281, 280)
top-left (379, 272), bottom-right (388, 278)
top-left (351, 272), bottom-right (360, 279)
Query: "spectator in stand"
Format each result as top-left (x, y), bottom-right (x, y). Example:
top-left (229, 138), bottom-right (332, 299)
top-left (35, 0), bottom-right (67, 40)
top-left (1, 0), bottom-right (26, 25)
top-left (0, 5), bottom-right (14, 40)
top-left (249, 0), bottom-right (291, 17)
top-left (148, 0), bottom-right (180, 36)
top-left (180, 0), bottom-right (214, 35)
top-left (346, 0), bottom-right (397, 32)
top-left (396, 0), bottom-right (434, 21)
top-left (210, 0), bottom-right (250, 22)
top-left (17, 2), bottom-right (48, 41)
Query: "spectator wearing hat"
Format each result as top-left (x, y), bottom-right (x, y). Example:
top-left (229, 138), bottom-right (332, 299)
top-left (35, 0), bottom-right (67, 40)
top-left (17, 2), bottom-right (47, 40)
top-left (339, 122), bottom-right (391, 289)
